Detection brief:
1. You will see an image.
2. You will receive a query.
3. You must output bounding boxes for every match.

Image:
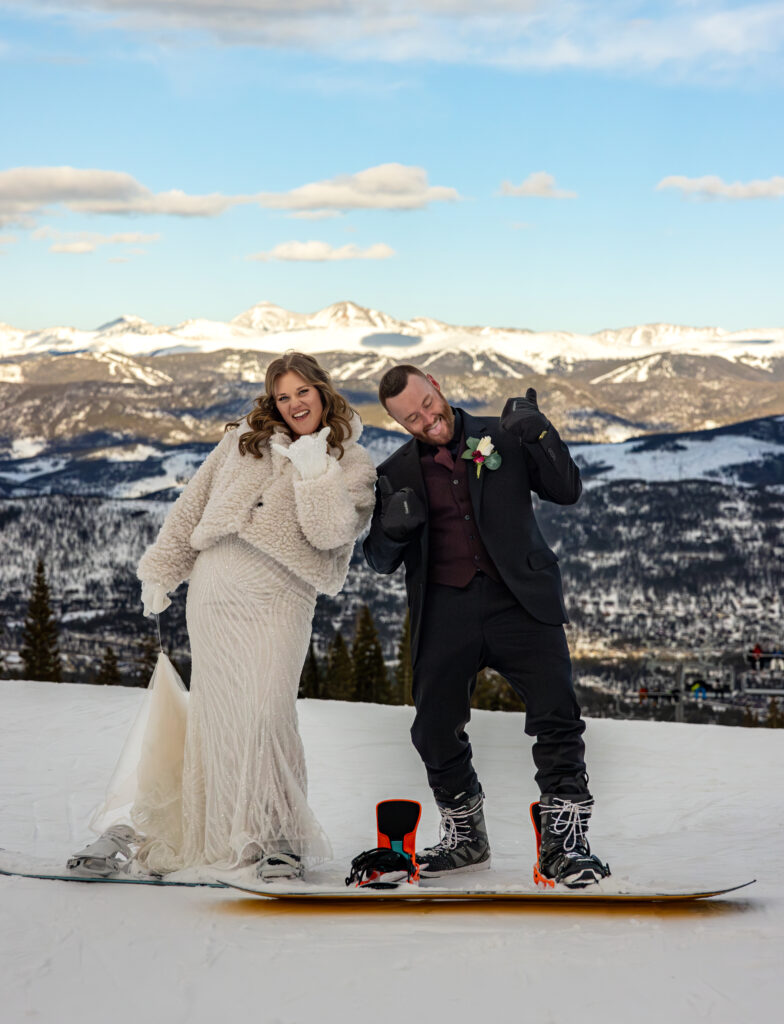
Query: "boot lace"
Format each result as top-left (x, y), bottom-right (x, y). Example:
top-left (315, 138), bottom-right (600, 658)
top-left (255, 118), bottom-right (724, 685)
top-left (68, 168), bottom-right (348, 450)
top-left (543, 797), bottom-right (593, 854)
top-left (426, 797), bottom-right (482, 854)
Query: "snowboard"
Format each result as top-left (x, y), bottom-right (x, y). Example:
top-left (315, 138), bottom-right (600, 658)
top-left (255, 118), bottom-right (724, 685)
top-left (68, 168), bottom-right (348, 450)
top-left (225, 877), bottom-right (756, 903)
top-left (0, 849), bottom-right (227, 887)
top-left (226, 798), bottom-right (756, 904)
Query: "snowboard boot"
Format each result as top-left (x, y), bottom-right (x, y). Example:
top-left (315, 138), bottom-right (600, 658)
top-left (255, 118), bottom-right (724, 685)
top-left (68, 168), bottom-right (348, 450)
top-left (531, 794), bottom-right (610, 889)
top-left (66, 825), bottom-right (140, 877)
top-left (257, 851), bottom-right (304, 882)
top-left (416, 791), bottom-right (491, 878)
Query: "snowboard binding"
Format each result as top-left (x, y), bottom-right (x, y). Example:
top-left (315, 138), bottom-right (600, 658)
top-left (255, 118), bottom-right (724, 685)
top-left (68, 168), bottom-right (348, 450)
top-left (346, 799), bottom-right (421, 889)
top-left (66, 825), bottom-right (141, 878)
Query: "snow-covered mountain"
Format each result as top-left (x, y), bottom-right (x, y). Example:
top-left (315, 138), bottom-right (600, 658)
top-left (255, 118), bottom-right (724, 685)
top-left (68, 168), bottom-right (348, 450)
top-left (4, 300), bottom-right (784, 374)
top-left (230, 300), bottom-right (309, 333)
top-left (1, 417), bottom-right (781, 500)
top-left (572, 415), bottom-right (784, 489)
top-left (2, 300), bottom-right (783, 450)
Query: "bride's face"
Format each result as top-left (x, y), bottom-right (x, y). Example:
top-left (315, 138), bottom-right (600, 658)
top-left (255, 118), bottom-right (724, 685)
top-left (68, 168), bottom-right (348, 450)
top-left (273, 370), bottom-right (325, 436)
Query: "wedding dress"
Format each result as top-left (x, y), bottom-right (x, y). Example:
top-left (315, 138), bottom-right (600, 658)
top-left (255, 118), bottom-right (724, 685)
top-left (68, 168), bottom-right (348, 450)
top-left (93, 535), bottom-right (331, 873)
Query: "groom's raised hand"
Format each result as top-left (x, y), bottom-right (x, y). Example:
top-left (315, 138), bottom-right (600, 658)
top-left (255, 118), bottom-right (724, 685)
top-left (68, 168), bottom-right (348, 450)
top-left (378, 475), bottom-right (427, 542)
top-left (501, 388), bottom-right (551, 444)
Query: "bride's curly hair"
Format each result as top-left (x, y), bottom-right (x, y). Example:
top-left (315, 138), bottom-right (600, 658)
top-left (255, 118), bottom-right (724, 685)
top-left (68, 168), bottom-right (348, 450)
top-left (225, 351), bottom-right (355, 460)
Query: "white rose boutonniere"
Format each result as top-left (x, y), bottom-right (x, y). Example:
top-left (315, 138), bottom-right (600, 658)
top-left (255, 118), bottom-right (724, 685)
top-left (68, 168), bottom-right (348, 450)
top-left (461, 435), bottom-right (502, 478)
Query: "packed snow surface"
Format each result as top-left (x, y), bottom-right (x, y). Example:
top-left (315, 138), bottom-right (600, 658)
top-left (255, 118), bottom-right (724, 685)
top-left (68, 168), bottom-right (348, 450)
top-left (1, 680), bottom-right (782, 1023)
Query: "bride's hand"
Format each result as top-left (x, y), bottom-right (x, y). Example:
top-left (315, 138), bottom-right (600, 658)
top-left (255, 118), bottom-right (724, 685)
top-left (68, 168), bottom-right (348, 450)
top-left (271, 425), bottom-right (331, 480)
top-left (141, 581), bottom-right (171, 616)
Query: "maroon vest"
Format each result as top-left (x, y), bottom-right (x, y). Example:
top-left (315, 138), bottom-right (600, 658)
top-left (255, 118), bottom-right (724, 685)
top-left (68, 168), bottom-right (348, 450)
top-left (420, 437), bottom-right (501, 588)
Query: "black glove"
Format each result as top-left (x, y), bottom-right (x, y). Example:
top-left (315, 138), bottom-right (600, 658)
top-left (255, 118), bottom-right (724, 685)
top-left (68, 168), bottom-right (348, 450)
top-left (500, 388), bottom-right (550, 444)
top-left (378, 476), bottom-right (427, 543)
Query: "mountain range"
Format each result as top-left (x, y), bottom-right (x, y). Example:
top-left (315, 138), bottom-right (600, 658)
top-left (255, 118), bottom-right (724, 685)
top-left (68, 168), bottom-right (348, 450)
top-left (1, 299), bottom-right (780, 694)
top-left (3, 299), bottom-right (784, 368)
top-left (1, 300), bottom-right (784, 452)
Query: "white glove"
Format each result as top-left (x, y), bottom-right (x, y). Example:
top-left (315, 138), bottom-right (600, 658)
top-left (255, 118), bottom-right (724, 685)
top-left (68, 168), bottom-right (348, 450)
top-left (271, 425), bottom-right (331, 480)
top-left (141, 581), bottom-right (171, 617)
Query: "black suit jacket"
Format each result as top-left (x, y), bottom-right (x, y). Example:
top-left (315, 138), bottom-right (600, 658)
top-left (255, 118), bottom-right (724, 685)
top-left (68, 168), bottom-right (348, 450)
top-left (362, 408), bottom-right (582, 663)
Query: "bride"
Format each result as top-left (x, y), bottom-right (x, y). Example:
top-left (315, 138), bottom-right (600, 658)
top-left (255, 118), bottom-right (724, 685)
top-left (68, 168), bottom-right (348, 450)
top-left (74, 352), bottom-right (377, 881)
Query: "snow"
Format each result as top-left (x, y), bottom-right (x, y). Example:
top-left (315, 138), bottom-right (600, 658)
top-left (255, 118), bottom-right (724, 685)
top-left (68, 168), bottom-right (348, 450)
top-left (1, 680), bottom-right (782, 1023)
top-left (575, 432), bottom-right (784, 488)
top-left (4, 301), bottom-right (784, 373)
top-left (87, 352), bottom-right (173, 386)
top-left (8, 438), bottom-right (49, 460)
top-left (0, 455), bottom-right (68, 481)
top-left (0, 363), bottom-right (24, 382)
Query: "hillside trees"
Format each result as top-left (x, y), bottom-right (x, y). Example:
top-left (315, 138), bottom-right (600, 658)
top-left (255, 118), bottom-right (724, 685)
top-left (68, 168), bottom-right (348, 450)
top-left (304, 606), bottom-right (524, 713)
top-left (299, 642), bottom-right (322, 699)
top-left (307, 607), bottom-right (392, 704)
top-left (135, 635), bottom-right (160, 687)
top-left (20, 559), bottom-right (62, 682)
top-left (351, 604), bottom-right (390, 704)
top-left (93, 646), bottom-right (123, 686)
top-left (393, 610), bottom-right (413, 706)
top-left (323, 631), bottom-right (354, 701)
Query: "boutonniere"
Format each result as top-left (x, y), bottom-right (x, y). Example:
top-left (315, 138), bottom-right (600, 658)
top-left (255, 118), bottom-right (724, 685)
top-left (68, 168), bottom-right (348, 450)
top-left (461, 435), bottom-right (502, 478)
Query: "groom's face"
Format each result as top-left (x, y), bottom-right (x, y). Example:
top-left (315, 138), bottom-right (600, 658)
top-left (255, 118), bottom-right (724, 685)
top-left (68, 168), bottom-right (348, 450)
top-left (385, 373), bottom-right (456, 447)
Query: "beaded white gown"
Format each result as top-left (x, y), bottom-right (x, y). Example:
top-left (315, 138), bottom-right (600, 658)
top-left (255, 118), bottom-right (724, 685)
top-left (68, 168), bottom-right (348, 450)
top-left (98, 535), bottom-right (331, 873)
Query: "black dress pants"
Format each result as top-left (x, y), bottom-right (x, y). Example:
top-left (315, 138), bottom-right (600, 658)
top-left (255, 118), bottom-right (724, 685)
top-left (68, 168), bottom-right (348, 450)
top-left (410, 573), bottom-right (589, 803)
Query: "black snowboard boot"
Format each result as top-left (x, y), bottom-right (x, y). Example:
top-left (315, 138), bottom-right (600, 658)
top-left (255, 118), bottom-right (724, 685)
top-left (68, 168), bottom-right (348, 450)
top-left (417, 791), bottom-right (491, 878)
top-left (531, 794), bottom-right (610, 889)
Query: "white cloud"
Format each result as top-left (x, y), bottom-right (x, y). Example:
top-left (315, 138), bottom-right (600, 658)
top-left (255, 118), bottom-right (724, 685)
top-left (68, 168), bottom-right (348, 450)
top-left (258, 164), bottom-right (460, 213)
top-left (287, 210), bottom-right (344, 220)
top-left (17, 2), bottom-right (784, 77)
top-left (0, 166), bottom-right (253, 227)
top-left (248, 240), bottom-right (395, 262)
top-left (32, 226), bottom-right (161, 254)
top-left (0, 233), bottom-right (18, 247)
top-left (500, 172), bottom-right (577, 199)
top-left (656, 174), bottom-right (784, 200)
top-left (0, 164), bottom-right (455, 228)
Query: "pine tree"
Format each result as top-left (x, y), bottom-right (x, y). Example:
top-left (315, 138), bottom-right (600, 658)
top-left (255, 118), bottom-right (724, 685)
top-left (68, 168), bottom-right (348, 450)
top-left (351, 604), bottom-right (390, 704)
top-left (471, 669), bottom-right (524, 712)
top-left (766, 697), bottom-right (782, 729)
top-left (742, 706), bottom-right (759, 728)
top-left (134, 634), bottom-right (160, 688)
top-left (393, 610), bottom-right (413, 706)
top-left (21, 559), bottom-right (62, 682)
top-left (299, 641), bottom-right (322, 699)
top-left (94, 646), bottom-right (123, 686)
top-left (323, 630), bottom-right (355, 701)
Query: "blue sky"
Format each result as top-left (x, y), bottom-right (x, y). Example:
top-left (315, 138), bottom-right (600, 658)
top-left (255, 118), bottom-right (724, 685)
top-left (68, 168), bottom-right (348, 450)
top-left (1, 1), bottom-right (783, 333)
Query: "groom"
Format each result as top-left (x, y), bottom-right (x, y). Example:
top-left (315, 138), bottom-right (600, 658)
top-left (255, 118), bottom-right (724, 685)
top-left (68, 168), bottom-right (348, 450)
top-left (363, 365), bottom-right (609, 887)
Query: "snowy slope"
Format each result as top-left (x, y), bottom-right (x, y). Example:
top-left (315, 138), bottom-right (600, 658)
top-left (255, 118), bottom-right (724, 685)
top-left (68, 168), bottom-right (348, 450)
top-left (574, 416), bottom-right (784, 488)
top-left (2, 418), bottom-right (780, 499)
top-left (1, 680), bottom-right (781, 1024)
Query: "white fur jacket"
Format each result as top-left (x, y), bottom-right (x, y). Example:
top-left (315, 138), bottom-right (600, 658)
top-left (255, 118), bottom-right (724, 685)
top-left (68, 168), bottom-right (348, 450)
top-left (137, 416), bottom-right (377, 596)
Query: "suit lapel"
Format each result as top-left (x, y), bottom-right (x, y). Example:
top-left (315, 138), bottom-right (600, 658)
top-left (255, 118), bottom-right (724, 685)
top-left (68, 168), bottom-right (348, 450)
top-left (461, 410), bottom-right (490, 525)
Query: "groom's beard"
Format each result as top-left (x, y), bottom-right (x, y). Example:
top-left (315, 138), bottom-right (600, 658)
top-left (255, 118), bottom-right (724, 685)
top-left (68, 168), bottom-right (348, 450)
top-left (407, 396), bottom-right (456, 447)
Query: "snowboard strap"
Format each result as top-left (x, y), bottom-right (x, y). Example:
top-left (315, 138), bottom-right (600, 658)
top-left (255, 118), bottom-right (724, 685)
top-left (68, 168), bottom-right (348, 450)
top-left (67, 825), bottom-right (140, 878)
top-left (346, 799), bottom-right (422, 888)
top-left (345, 847), bottom-right (418, 889)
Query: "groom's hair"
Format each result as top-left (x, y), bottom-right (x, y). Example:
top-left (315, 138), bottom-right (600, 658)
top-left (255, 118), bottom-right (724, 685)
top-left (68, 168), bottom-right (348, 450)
top-left (378, 364), bottom-right (428, 408)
